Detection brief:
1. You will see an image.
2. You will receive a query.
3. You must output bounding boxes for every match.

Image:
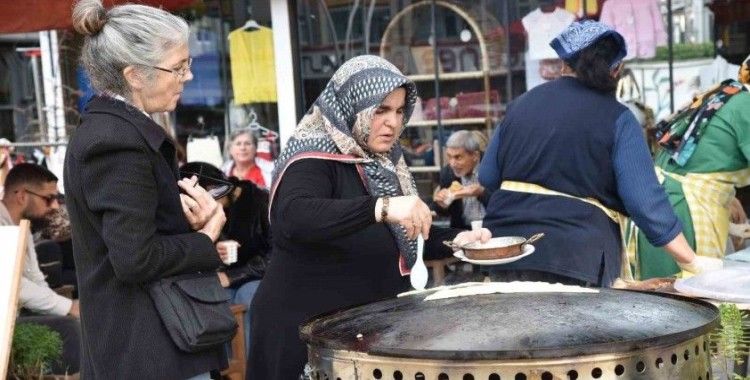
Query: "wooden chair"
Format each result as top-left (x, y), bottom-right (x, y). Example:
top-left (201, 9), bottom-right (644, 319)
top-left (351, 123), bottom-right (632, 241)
top-left (221, 304), bottom-right (247, 380)
top-left (425, 257), bottom-right (460, 286)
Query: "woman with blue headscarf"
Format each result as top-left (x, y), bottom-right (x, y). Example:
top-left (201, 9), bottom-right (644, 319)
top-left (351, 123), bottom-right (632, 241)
top-left (247, 55), bottom-right (490, 380)
top-left (478, 21), bottom-right (716, 287)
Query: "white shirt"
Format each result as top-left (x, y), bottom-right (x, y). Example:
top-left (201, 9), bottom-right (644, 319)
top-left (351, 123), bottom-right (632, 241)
top-left (0, 202), bottom-right (72, 316)
top-left (522, 8), bottom-right (576, 60)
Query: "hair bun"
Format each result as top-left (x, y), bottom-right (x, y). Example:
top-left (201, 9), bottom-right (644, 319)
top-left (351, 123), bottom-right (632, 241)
top-left (72, 0), bottom-right (108, 36)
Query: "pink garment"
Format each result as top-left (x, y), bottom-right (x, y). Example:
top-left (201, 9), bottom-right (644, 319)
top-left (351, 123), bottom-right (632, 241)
top-left (599, 0), bottom-right (667, 60)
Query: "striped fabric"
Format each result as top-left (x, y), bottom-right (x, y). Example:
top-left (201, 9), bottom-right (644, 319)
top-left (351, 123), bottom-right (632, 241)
top-left (656, 167), bottom-right (750, 259)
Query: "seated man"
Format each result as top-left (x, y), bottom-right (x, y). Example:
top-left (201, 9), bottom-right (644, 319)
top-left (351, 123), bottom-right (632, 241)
top-left (433, 130), bottom-right (490, 229)
top-left (1, 163), bottom-right (80, 375)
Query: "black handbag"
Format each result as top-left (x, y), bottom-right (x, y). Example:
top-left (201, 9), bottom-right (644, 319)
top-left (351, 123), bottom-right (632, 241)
top-left (147, 272), bottom-right (238, 353)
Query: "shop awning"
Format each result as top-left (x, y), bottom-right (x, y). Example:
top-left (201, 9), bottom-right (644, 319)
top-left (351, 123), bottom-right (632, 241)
top-left (0, 0), bottom-right (197, 34)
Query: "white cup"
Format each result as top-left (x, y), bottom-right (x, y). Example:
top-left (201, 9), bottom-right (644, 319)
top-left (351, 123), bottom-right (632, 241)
top-left (222, 241), bottom-right (239, 265)
top-left (471, 220), bottom-right (483, 231)
top-left (444, 191), bottom-right (455, 206)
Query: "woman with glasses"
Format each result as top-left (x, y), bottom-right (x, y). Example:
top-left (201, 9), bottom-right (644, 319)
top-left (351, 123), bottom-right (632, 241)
top-left (222, 128), bottom-right (273, 190)
top-left (64, 1), bottom-right (227, 379)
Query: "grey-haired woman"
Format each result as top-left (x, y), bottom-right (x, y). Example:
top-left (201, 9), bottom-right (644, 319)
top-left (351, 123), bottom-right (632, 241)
top-left (221, 128), bottom-right (273, 189)
top-left (65, 1), bottom-right (227, 378)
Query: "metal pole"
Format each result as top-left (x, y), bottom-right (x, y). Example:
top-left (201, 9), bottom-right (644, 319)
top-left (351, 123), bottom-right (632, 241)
top-left (430, 0), bottom-right (442, 167)
top-left (216, 4), bottom-right (231, 139)
top-left (502, 0), bottom-right (511, 107)
top-left (17, 48), bottom-right (47, 135)
top-left (0, 141), bottom-right (67, 148)
top-left (667, 0), bottom-right (675, 113)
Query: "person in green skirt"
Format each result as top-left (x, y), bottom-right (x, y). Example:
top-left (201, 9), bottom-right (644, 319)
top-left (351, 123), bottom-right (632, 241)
top-left (636, 54), bottom-right (750, 279)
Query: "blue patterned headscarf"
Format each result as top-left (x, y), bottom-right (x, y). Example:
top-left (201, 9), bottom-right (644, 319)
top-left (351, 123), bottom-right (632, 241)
top-left (550, 20), bottom-right (627, 69)
top-left (270, 55), bottom-right (420, 274)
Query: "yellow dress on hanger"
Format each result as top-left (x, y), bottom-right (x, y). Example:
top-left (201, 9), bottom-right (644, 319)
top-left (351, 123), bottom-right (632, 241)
top-left (565, 0), bottom-right (598, 17)
top-left (228, 26), bottom-right (277, 104)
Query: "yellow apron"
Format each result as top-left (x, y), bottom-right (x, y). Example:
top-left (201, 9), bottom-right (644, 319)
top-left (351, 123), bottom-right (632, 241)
top-left (655, 167), bottom-right (750, 259)
top-left (500, 180), bottom-right (634, 280)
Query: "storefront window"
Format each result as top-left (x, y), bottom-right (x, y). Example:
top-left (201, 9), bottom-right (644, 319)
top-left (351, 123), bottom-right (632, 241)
top-left (174, 0), bottom-right (280, 164)
top-left (293, 0), bottom-right (529, 196)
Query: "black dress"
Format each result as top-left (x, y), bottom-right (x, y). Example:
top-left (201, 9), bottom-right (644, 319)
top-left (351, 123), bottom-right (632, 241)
top-left (248, 158), bottom-right (418, 380)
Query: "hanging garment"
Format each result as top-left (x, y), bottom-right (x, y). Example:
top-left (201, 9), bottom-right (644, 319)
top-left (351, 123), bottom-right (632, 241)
top-left (599, 0), bottom-right (667, 60)
top-left (565, 0), bottom-right (599, 18)
top-left (699, 56), bottom-right (741, 91)
top-left (522, 7), bottom-right (576, 60)
top-left (228, 26), bottom-right (277, 104)
top-left (186, 135), bottom-right (224, 169)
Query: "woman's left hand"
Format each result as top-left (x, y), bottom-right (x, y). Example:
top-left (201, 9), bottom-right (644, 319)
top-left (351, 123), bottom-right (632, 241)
top-left (452, 228), bottom-right (492, 246)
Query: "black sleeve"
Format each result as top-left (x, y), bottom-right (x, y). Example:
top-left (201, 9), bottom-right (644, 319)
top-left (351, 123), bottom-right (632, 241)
top-left (81, 141), bottom-right (220, 284)
top-left (273, 159), bottom-right (378, 243)
top-left (225, 185), bottom-right (272, 286)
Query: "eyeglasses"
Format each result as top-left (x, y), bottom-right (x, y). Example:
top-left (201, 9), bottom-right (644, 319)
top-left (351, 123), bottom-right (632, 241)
top-left (179, 169), bottom-right (236, 200)
top-left (150, 57), bottom-right (193, 79)
top-left (25, 189), bottom-right (63, 206)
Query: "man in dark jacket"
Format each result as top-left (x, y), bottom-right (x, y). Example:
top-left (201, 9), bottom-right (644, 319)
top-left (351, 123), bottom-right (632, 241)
top-left (433, 130), bottom-right (490, 230)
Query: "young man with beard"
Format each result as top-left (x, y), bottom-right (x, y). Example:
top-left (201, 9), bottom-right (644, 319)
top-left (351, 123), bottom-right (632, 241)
top-left (1, 163), bottom-right (80, 375)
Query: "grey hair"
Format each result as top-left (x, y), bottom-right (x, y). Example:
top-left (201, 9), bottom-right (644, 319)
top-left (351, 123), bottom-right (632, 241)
top-left (225, 128), bottom-right (258, 154)
top-left (445, 130), bottom-right (482, 153)
top-left (72, 0), bottom-right (189, 96)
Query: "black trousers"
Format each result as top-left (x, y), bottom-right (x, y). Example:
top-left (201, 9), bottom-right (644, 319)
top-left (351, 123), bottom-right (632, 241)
top-left (16, 315), bottom-right (81, 374)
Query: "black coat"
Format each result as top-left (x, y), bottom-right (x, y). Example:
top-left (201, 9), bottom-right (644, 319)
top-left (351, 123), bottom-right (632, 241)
top-left (434, 165), bottom-right (491, 230)
top-left (64, 96), bottom-right (226, 379)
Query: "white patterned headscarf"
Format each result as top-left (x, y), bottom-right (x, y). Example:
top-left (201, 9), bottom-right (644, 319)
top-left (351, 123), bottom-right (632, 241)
top-left (550, 20), bottom-right (627, 69)
top-left (270, 55), bottom-right (419, 273)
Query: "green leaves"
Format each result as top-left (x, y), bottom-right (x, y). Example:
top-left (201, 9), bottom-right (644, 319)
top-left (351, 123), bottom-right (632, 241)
top-left (9, 322), bottom-right (63, 379)
top-left (709, 304), bottom-right (750, 380)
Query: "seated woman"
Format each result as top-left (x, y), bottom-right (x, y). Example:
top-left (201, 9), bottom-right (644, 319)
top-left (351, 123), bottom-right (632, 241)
top-left (247, 55), bottom-right (490, 380)
top-left (180, 161), bottom-right (270, 354)
top-left (222, 128), bottom-right (273, 190)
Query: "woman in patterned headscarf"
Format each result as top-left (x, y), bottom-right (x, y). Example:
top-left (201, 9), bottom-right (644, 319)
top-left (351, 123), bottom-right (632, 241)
top-left (247, 55), bottom-right (490, 380)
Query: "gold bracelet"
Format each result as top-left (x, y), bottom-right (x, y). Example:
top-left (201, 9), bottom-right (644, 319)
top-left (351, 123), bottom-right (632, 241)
top-left (381, 197), bottom-right (390, 222)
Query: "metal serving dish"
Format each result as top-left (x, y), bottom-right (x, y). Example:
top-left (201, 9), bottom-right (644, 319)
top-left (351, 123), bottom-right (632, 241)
top-left (445, 233), bottom-right (544, 260)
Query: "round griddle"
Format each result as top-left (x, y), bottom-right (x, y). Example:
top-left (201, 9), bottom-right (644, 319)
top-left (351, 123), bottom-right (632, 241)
top-left (300, 288), bottom-right (719, 360)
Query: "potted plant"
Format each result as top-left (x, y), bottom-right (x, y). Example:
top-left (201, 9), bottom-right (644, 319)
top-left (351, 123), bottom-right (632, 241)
top-left (8, 322), bottom-right (62, 380)
top-left (710, 304), bottom-right (750, 380)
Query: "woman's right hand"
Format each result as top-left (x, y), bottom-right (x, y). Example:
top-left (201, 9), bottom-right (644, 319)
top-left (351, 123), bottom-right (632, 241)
top-left (178, 176), bottom-right (226, 241)
top-left (677, 255), bottom-right (724, 275)
top-left (381, 195), bottom-right (432, 240)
